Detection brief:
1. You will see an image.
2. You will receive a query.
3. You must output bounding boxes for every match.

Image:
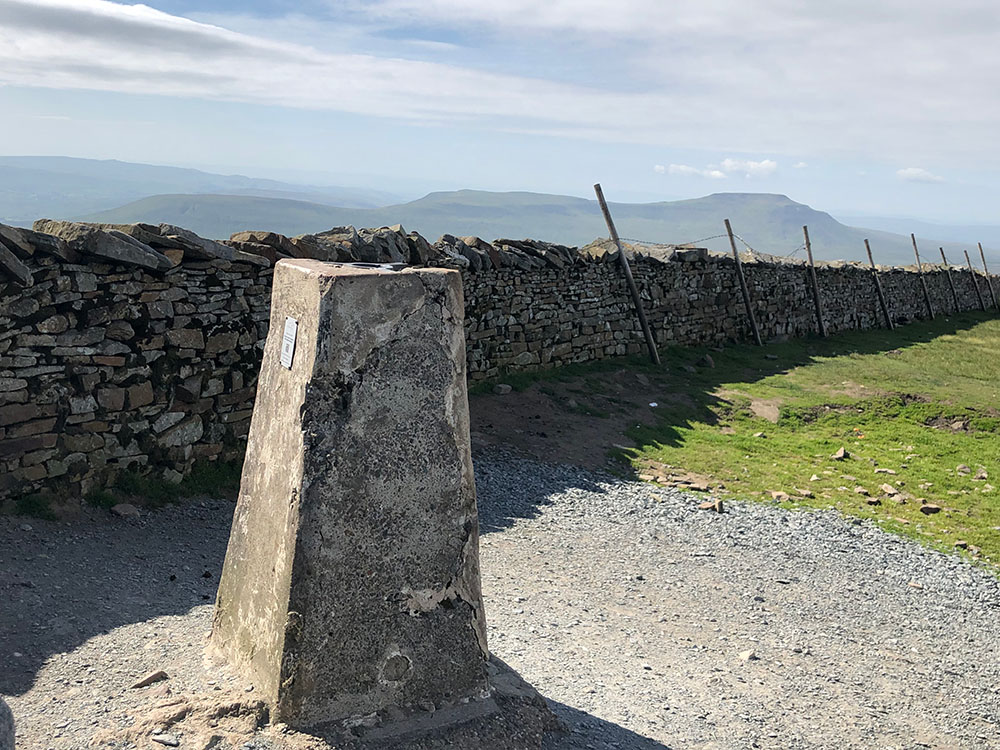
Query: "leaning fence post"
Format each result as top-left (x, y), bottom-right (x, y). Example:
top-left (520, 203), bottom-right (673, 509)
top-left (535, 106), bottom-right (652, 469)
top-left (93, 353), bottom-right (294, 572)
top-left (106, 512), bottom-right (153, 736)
top-left (939, 248), bottom-right (961, 312)
top-left (725, 219), bottom-right (763, 346)
top-left (864, 239), bottom-right (894, 330)
top-left (964, 249), bottom-right (987, 311)
top-left (977, 242), bottom-right (998, 309)
top-left (593, 183), bottom-right (660, 365)
top-left (911, 234), bottom-right (935, 320)
top-left (803, 225), bottom-right (826, 337)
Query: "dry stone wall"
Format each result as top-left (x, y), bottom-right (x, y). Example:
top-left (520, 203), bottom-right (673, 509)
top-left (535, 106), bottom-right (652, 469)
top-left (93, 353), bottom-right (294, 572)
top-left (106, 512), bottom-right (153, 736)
top-left (0, 220), bottom-right (996, 504)
top-left (461, 252), bottom-right (994, 380)
top-left (1, 225), bottom-right (272, 504)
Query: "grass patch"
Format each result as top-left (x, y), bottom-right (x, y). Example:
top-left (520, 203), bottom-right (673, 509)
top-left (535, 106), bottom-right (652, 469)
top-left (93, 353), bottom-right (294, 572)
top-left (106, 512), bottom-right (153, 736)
top-left (629, 312), bottom-right (1000, 563)
top-left (6, 461), bottom-right (244, 518)
top-left (113, 460), bottom-right (243, 507)
top-left (14, 493), bottom-right (58, 521)
top-left (84, 488), bottom-right (118, 510)
top-left (479, 311), bottom-right (1000, 566)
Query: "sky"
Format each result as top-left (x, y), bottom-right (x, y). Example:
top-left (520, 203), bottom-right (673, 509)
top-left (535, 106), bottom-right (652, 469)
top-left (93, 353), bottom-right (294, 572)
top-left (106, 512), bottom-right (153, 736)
top-left (0, 0), bottom-right (998, 222)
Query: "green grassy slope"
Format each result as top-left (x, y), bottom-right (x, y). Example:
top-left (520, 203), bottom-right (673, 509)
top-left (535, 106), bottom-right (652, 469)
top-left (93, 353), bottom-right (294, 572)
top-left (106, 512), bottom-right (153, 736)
top-left (480, 312), bottom-right (1000, 565)
top-left (628, 314), bottom-right (1000, 563)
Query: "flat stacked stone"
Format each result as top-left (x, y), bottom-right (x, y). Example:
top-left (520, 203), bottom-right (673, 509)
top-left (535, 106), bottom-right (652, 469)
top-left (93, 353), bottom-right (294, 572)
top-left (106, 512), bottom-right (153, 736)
top-left (0, 221), bottom-right (273, 503)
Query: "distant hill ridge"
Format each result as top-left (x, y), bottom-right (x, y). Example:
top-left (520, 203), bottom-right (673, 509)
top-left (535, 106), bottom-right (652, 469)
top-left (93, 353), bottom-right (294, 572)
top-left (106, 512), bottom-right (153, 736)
top-left (0, 155), bottom-right (401, 224)
top-left (2, 155), bottom-right (996, 265)
top-left (82, 190), bottom-right (995, 265)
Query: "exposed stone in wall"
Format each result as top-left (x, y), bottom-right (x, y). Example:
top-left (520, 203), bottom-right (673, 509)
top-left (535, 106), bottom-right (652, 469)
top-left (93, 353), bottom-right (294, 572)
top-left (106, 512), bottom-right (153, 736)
top-left (0, 222), bottom-right (272, 503)
top-left (0, 220), bottom-right (996, 504)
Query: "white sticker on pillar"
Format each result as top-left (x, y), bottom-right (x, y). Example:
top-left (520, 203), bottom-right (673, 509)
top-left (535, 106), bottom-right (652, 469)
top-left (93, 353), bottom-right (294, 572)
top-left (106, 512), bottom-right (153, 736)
top-left (280, 317), bottom-right (298, 369)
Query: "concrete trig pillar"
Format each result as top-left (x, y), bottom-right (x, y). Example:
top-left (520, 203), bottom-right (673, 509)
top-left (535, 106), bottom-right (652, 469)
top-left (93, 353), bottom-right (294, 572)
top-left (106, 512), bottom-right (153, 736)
top-left (0, 697), bottom-right (13, 750)
top-left (211, 260), bottom-right (489, 731)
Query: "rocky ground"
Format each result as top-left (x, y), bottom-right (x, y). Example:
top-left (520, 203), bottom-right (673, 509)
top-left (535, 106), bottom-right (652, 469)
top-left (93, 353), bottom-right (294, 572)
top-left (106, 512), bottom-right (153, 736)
top-left (3, 448), bottom-right (1000, 749)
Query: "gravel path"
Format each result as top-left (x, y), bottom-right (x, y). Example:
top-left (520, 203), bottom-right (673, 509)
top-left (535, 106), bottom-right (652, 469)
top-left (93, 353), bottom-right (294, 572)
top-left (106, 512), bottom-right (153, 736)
top-left (3, 450), bottom-right (999, 749)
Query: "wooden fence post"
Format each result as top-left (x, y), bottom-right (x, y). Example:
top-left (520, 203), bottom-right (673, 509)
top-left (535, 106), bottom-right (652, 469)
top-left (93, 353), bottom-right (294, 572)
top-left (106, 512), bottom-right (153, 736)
top-left (910, 234), bottom-right (934, 320)
top-left (964, 249), bottom-right (987, 311)
top-left (864, 239), bottom-right (894, 330)
top-left (803, 225), bottom-right (826, 337)
top-left (939, 248), bottom-right (961, 312)
top-left (725, 219), bottom-right (763, 346)
top-left (978, 242), bottom-right (998, 309)
top-left (593, 183), bottom-right (661, 365)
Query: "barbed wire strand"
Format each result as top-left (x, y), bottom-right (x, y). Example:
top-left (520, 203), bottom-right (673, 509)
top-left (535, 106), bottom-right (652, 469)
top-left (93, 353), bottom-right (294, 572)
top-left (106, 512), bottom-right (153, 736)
top-left (621, 232), bottom-right (808, 261)
top-left (619, 233), bottom-right (728, 248)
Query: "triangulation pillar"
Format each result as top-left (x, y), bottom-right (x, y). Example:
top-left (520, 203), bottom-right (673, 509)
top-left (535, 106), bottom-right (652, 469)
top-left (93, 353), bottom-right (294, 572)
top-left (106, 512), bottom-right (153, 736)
top-left (211, 259), bottom-right (489, 731)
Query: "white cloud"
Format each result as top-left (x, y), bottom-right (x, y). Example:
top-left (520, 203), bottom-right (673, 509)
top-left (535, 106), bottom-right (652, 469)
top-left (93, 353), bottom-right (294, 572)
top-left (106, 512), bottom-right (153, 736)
top-left (897, 167), bottom-right (945, 183)
top-left (653, 164), bottom-right (666, 174)
top-left (793, 161), bottom-right (808, 169)
top-left (0, 0), bottom-right (999, 170)
top-left (353, 0), bottom-right (680, 37)
top-left (662, 158), bottom-right (776, 179)
top-left (667, 164), bottom-right (700, 177)
top-left (0, 0), bottom-right (681, 138)
top-left (343, 0), bottom-right (1000, 168)
top-left (666, 164), bottom-right (726, 179)
top-left (718, 158), bottom-right (778, 178)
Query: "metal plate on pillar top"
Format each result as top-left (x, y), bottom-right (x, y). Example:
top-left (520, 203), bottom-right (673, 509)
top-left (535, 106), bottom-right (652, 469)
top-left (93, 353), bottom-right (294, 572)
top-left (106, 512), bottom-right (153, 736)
top-left (336, 262), bottom-right (408, 271)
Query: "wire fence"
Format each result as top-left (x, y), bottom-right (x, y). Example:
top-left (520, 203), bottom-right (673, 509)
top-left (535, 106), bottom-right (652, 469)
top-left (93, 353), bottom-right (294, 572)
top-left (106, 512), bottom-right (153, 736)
top-left (620, 232), bottom-right (808, 261)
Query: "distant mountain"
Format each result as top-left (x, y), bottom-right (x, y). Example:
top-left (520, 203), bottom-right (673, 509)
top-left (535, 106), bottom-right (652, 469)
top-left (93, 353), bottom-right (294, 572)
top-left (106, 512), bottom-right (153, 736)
top-left (0, 155), bottom-right (400, 224)
top-left (835, 213), bottom-right (1000, 249)
top-left (84, 193), bottom-right (363, 236)
top-left (81, 190), bottom-right (996, 265)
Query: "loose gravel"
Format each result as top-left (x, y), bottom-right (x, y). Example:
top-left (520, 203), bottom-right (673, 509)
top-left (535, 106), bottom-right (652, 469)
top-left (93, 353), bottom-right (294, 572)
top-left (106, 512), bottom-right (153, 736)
top-left (2, 449), bottom-right (999, 749)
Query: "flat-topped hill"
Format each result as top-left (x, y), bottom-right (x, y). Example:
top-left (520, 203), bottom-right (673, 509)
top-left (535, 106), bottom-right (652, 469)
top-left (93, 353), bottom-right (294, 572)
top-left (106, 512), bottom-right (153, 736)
top-left (80, 190), bottom-right (988, 266)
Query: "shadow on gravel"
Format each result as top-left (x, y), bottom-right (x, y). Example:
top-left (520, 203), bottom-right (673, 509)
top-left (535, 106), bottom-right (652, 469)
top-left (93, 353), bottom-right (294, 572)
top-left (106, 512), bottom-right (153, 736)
top-left (2, 489), bottom-right (672, 750)
top-left (0, 500), bottom-right (233, 696)
top-left (473, 450), bottom-right (614, 536)
top-left (0, 452), bottom-right (613, 697)
top-left (0, 445), bottom-right (609, 697)
top-left (543, 700), bottom-right (672, 750)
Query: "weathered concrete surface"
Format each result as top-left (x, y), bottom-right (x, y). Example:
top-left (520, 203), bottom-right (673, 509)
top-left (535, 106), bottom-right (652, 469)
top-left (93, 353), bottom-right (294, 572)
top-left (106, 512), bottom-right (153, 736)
top-left (211, 259), bottom-right (489, 731)
top-left (0, 697), bottom-right (13, 750)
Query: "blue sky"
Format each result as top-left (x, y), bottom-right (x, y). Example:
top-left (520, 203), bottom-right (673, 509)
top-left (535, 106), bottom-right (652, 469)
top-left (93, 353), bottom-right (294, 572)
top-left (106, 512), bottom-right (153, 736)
top-left (0, 0), bottom-right (998, 221)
